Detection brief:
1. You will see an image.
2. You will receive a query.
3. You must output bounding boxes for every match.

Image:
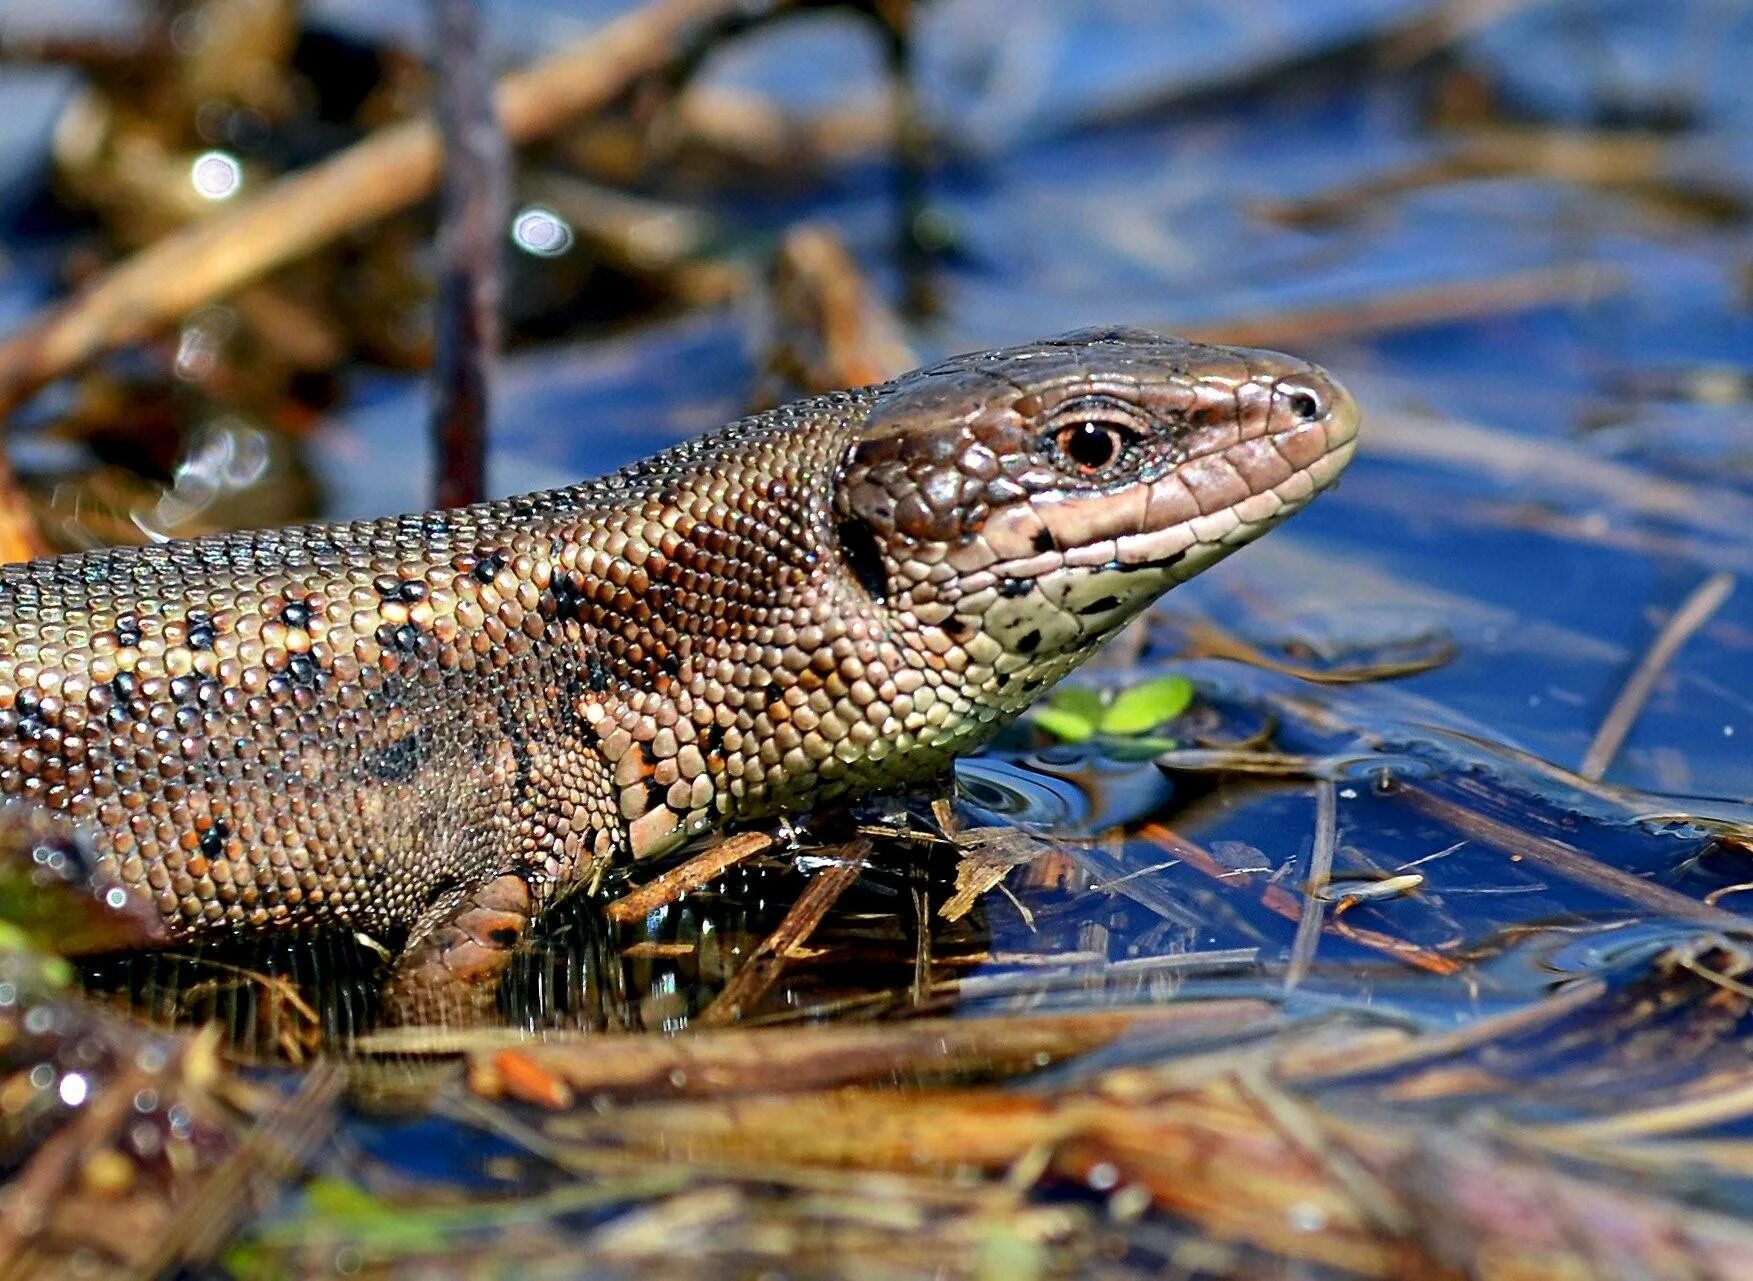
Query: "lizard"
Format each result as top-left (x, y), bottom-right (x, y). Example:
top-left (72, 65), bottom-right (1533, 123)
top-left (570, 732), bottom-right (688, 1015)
top-left (0, 328), bottom-right (1358, 1021)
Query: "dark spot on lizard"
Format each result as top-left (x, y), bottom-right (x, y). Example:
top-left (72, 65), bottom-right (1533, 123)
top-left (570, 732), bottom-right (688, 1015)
top-left (279, 600), bottom-right (312, 629)
top-left (999, 577), bottom-right (1032, 599)
top-left (584, 651), bottom-right (613, 694)
top-left (376, 623), bottom-right (422, 655)
top-left (199, 820), bottom-right (229, 861)
top-left (366, 731), bottom-right (427, 783)
top-left (114, 617), bottom-right (142, 649)
top-left (942, 617), bottom-right (969, 639)
top-left (552, 574), bottom-right (587, 622)
top-left (1077, 595), bottom-right (1121, 616)
top-left (472, 550), bottom-right (507, 584)
top-left (1031, 529), bottom-right (1057, 553)
top-left (185, 612), bottom-right (216, 650)
top-left (835, 517), bottom-right (889, 604)
top-left (1016, 628), bottom-right (1042, 655)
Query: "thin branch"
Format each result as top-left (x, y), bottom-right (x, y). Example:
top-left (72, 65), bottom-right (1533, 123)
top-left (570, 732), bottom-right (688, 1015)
top-left (428, 0), bottom-right (509, 508)
top-left (1580, 571), bottom-right (1736, 781)
top-left (696, 841), bottom-right (869, 1028)
top-left (0, 0), bottom-right (782, 419)
top-left (604, 831), bottom-right (776, 925)
top-left (1283, 780), bottom-right (1338, 992)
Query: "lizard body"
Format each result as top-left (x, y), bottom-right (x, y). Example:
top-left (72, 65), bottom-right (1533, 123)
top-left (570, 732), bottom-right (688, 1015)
top-left (0, 329), bottom-right (1358, 1017)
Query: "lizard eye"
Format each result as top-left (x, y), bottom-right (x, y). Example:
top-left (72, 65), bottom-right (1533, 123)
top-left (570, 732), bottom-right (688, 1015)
top-left (1282, 384), bottom-right (1324, 421)
top-left (1055, 421), bottom-right (1130, 474)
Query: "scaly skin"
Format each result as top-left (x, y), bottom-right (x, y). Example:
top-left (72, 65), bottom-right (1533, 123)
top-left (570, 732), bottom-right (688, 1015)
top-left (0, 329), bottom-right (1358, 1019)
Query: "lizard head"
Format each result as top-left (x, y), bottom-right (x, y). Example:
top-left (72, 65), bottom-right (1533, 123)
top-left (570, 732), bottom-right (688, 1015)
top-left (832, 327), bottom-right (1359, 719)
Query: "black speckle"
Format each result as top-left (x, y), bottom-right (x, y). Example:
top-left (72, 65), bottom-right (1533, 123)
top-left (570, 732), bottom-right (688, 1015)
top-left (169, 675), bottom-right (200, 704)
top-left (1031, 529), bottom-right (1057, 554)
top-left (15, 690), bottom-right (38, 717)
top-left (999, 577), bottom-right (1032, 599)
top-left (110, 672), bottom-right (138, 704)
top-left (280, 600), bottom-right (312, 629)
top-left (585, 652), bottom-right (613, 694)
top-left (287, 654), bottom-right (318, 687)
top-left (114, 617), bottom-right (141, 649)
top-left (199, 821), bottom-right (229, 860)
top-left (473, 550), bottom-right (507, 584)
top-left (367, 731), bottom-right (426, 783)
top-left (552, 574), bottom-right (587, 622)
top-left (1016, 629), bottom-right (1042, 655)
top-left (995, 672), bottom-right (1012, 688)
top-left (185, 612), bottom-right (216, 650)
top-left (377, 623), bottom-right (421, 654)
top-left (396, 580), bottom-right (427, 604)
top-left (836, 518), bottom-right (889, 604)
top-left (488, 926), bottom-right (521, 948)
top-left (942, 617), bottom-right (968, 639)
top-left (372, 573), bottom-right (402, 598)
top-left (1077, 595), bottom-right (1121, 616)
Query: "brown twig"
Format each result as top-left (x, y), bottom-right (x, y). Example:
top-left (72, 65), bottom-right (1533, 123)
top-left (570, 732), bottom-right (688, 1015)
top-left (754, 222), bottom-right (916, 407)
top-left (604, 830), bottom-right (776, 925)
top-left (1174, 616), bottom-right (1456, 684)
top-left (1579, 571), bottom-right (1736, 781)
top-left (1138, 823), bottom-right (1463, 976)
top-left (0, 0), bottom-right (784, 420)
top-left (427, 0), bottom-right (509, 508)
top-left (696, 840), bottom-right (869, 1027)
top-left (1283, 781), bottom-right (1338, 992)
top-left (466, 1003), bottom-right (1274, 1106)
top-left (0, 449), bottom-right (47, 562)
top-left (1177, 264), bottom-right (1620, 350)
top-left (1399, 782), bottom-right (1750, 932)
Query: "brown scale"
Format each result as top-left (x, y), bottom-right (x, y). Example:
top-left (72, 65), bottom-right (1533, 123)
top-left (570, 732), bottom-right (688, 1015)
top-left (0, 329), bottom-right (1359, 1021)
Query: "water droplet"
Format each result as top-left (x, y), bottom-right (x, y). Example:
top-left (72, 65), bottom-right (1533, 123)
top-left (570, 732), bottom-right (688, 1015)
top-left (58, 1072), bottom-right (88, 1107)
top-left (190, 151), bottom-right (242, 201)
top-left (511, 206), bottom-right (574, 258)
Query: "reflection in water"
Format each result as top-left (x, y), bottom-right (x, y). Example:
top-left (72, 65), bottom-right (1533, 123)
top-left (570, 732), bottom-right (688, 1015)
top-left (74, 689), bottom-right (1747, 1060)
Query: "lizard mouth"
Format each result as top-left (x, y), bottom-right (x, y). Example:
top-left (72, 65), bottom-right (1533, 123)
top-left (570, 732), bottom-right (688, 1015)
top-left (980, 413), bottom-right (1359, 594)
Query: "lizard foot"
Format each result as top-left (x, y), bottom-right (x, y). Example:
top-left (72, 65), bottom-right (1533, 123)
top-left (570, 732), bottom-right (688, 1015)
top-left (378, 874), bottom-right (535, 1026)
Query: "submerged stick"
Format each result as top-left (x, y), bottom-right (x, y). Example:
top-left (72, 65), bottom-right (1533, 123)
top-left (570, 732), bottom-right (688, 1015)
top-left (0, 0), bottom-right (778, 419)
top-left (604, 830), bottom-right (776, 925)
top-left (428, 0), bottom-right (508, 508)
top-left (1579, 571), bottom-right (1736, 781)
top-left (696, 841), bottom-right (869, 1027)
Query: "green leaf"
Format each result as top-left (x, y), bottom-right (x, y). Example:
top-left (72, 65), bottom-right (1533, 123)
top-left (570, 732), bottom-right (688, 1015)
top-left (305, 1177), bottom-right (389, 1218)
top-left (1030, 706), bottom-right (1097, 743)
top-left (1048, 685), bottom-right (1105, 722)
top-left (1098, 675), bottom-right (1194, 736)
